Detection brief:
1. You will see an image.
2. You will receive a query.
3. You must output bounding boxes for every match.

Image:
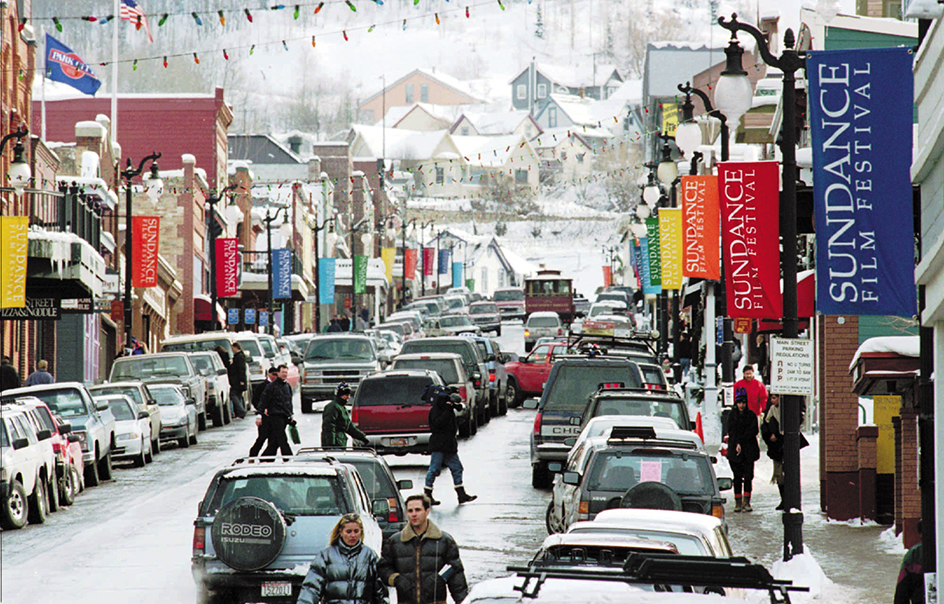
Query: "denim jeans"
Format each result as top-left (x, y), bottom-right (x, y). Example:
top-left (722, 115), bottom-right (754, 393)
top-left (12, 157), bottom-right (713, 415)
top-left (425, 451), bottom-right (464, 488)
top-left (230, 391), bottom-right (246, 418)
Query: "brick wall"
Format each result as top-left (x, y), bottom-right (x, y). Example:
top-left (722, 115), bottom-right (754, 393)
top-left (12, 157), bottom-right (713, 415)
top-left (312, 143), bottom-right (352, 218)
top-left (898, 407), bottom-right (921, 548)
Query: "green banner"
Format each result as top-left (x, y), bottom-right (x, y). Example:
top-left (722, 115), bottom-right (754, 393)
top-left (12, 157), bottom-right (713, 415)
top-left (646, 217), bottom-right (662, 286)
top-left (354, 255), bottom-right (368, 294)
top-left (465, 278), bottom-right (475, 291)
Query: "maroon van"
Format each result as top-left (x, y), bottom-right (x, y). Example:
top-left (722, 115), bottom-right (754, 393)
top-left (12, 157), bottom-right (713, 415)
top-left (351, 370), bottom-right (445, 456)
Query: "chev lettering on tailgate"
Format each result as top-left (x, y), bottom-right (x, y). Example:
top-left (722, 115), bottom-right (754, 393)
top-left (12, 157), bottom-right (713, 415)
top-left (541, 425), bottom-right (582, 437)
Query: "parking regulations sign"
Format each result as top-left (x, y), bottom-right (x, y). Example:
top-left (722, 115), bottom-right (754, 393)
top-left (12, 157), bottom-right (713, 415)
top-left (770, 337), bottom-right (814, 396)
top-left (245, 308), bottom-right (256, 324)
top-left (227, 308), bottom-right (240, 325)
top-left (259, 311), bottom-right (269, 327)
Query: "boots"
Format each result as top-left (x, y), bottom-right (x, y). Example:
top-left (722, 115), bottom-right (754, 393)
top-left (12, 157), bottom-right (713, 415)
top-left (424, 487), bottom-right (441, 506)
top-left (742, 494), bottom-right (753, 512)
top-left (456, 485), bottom-right (477, 504)
top-left (733, 495), bottom-right (743, 513)
top-left (775, 485), bottom-right (786, 511)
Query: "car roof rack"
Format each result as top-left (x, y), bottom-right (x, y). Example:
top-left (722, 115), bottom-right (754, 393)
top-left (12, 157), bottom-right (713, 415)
top-left (228, 455), bottom-right (345, 466)
top-left (507, 554), bottom-right (808, 603)
top-left (294, 446), bottom-right (376, 456)
top-left (608, 426), bottom-right (657, 441)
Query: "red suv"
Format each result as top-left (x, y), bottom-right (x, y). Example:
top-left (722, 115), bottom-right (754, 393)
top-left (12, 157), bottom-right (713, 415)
top-left (352, 370), bottom-right (445, 455)
top-left (504, 342), bottom-right (570, 406)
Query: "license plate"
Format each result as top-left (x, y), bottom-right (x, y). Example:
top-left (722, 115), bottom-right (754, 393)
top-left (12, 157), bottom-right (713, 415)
top-left (389, 437), bottom-right (409, 447)
top-left (261, 581), bottom-right (292, 597)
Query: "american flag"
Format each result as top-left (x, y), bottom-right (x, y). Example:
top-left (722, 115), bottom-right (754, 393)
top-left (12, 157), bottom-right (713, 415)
top-left (120, 0), bottom-right (153, 43)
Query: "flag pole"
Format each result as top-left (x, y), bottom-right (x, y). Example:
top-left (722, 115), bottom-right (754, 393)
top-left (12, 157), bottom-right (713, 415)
top-left (41, 26), bottom-right (46, 141)
top-left (112, 0), bottom-right (119, 147)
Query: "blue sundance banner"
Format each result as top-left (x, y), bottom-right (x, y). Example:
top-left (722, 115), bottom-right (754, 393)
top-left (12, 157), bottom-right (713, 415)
top-left (452, 262), bottom-right (463, 288)
top-left (809, 47), bottom-right (916, 317)
top-left (438, 250), bottom-right (451, 275)
top-left (271, 249), bottom-right (292, 300)
top-left (318, 258), bottom-right (336, 305)
top-left (45, 34), bottom-right (102, 95)
top-left (639, 237), bottom-right (661, 296)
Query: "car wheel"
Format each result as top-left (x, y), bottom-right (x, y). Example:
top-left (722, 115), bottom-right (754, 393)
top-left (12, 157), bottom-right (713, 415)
top-left (85, 456), bottom-right (100, 488)
top-left (47, 474), bottom-right (60, 513)
top-left (498, 387), bottom-right (508, 415)
top-left (134, 438), bottom-right (147, 467)
top-left (532, 463), bottom-right (551, 489)
top-left (222, 401), bottom-right (232, 425)
top-left (1, 480), bottom-right (28, 529)
top-left (507, 379), bottom-right (522, 408)
top-left (152, 434), bottom-right (161, 456)
top-left (211, 401), bottom-right (224, 427)
top-left (98, 451), bottom-right (114, 481)
top-left (301, 398), bottom-right (312, 414)
top-left (189, 423), bottom-right (199, 445)
top-left (27, 478), bottom-right (47, 525)
top-left (457, 411), bottom-right (471, 438)
top-left (469, 409), bottom-right (478, 436)
top-left (489, 390), bottom-right (499, 418)
top-left (198, 411), bottom-right (208, 432)
top-left (59, 468), bottom-right (76, 506)
top-left (144, 438), bottom-right (154, 464)
top-left (545, 500), bottom-right (558, 534)
top-left (496, 326), bottom-right (502, 337)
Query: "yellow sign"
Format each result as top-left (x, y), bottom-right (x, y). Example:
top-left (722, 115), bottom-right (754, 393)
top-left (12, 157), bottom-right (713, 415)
top-left (659, 208), bottom-right (683, 290)
top-left (872, 395), bottom-right (900, 475)
top-left (662, 102), bottom-right (678, 137)
top-left (381, 247), bottom-right (396, 281)
top-left (0, 216), bottom-right (29, 308)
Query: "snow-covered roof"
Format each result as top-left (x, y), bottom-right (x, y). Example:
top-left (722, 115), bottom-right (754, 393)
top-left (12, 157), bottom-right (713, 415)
top-left (350, 125), bottom-right (458, 161)
top-left (514, 63), bottom-right (622, 88)
top-left (414, 68), bottom-right (486, 103)
top-left (501, 246), bottom-right (536, 277)
top-left (849, 336), bottom-right (920, 371)
top-left (456, 110), bottom-right (536, 135)
top-left (546, 93), bottom-right (621, 128)
top-left (608, 79), bottom-right (643, 104)
top-left (452, 134), bottom-right (530, 168)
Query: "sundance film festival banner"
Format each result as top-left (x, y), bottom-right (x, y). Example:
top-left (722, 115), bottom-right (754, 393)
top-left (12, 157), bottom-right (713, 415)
top-left (405, 248), bottom-right (418, 280)
top-left (438, 249), bottom-right (451, 275)
top-left (719, 162), bottom-right (782, 319)
top-left (639, 236), bottom-right (661, 296)
top-left (681, 175), bottom-right (721, 280)
top-left (353, 255), bottom-right (368, 294)
top-left (645, 218), bottom-right (661, 287)
top-left (215, 238), bottom-right (239, 297)
top-left (808, 47), bottom-right (917, 317)
top-left (659, 208), bottom-right (683, 290)
top-left (381, 248), bottom-right (396, 281)
top-left (271, 249), bottom-right (292, 300)
top-left (132, 216), bottom-right (160, 288)
top-left (318, 258), bottom-right (336, 304)
top-left (422, 248), bottom-right (434, 276)
top-left (452, 262), bottom-right (463, 289)
top-left (0, 217), bottom-right (28, 308)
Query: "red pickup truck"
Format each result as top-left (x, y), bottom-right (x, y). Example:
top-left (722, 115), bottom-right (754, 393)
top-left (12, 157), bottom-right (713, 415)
top-left (504, 342), bottom-right (570, 407)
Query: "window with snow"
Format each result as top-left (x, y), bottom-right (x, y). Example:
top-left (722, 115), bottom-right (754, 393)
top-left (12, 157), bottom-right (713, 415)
top-left (548, 107), bottom-right (558, 128)
top-left (517, 84), bottom-right (527, 100)
top-left (436, 167), bottom-right (445, 185)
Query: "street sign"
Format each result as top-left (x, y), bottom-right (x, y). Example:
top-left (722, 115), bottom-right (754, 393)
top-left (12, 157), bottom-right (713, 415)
top-left (733, 318), bottom-right (753, 334)
top-left (245, 308), bottom-right (256, 324)
top-left (111, 300), bottom-right (123, 323)
top-left (259, 311), bottom-right (269, 327)
top-left (0, 297), bottom-right (60, 321)
top-left (227, 308), bottom-right (240, 325)
top-left (769, 337), bottom-right (814, 396)
top-left (716, 317), bottom-right (724, 346)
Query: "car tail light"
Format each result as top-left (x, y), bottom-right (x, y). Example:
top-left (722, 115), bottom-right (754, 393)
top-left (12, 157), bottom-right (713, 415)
top-left (459, 386), bottom-right (468, 401)
top-left (557, 328), bottom-right (562, 335)
top-left (532, 411), bottom-right (542, 436)
top-left (524, 330), bottom-right (530, 337)
top-left (578, 500), bottom-right (589, 519)
top-left (489, 372), bottom-right (496, 383)
top-left (192, 526), bottom-right (206, 555)
top-left (387, 498), bottom-right (399, 523)
top-left (351, 406), bottom-right (360, 424)
top-left (644, 383), bottom-right (664, 391)
top-left (712, 504), bottom-right (725, 520)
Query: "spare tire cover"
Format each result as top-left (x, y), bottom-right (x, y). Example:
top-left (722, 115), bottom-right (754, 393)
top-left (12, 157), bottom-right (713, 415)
top-left (620, 481), bottom-right (683, 511)
top-left (211, 496), bottom-right (287, 571)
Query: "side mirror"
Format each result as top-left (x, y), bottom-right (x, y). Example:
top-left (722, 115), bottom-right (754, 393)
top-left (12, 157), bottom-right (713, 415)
top-left (186, 398), bottom-right (197, 406)
top-left (523, 399), bottom-right (539, 410)
top-left (372, 499), bottom-right (390, 517)
top-left (58, 422), bottom-right (72, 435)
top-left (717, 477), bottom-right (733, 491)
top-left (68, 434), bottom-right (81, 443)
top-left (496, 354), bottom-right (505, 364)
top-left (547, 462), bottom-right (563, 473)
top-left (12, 437), bottom-right (28, 450)
top-left (138, 411), bottom-right (149, 420)
top-left (95, 399), bottom-right (109, 411)
top-left (217, 368), bottom-right (228, 376)
top-left (486, 354), bottom-right (496, 363)
top-left (563, 437), bottom-right (577, 447)
top-left (562, 471), bottom-right (580, 486)
top-left (397, 479), bottom-right (413, 490)
top-left (36, 429), bottom-right (52, 441)
top-left (291, 354), bottom-right (303, 365)
top-left (690, 421), bottom-right (698, 430)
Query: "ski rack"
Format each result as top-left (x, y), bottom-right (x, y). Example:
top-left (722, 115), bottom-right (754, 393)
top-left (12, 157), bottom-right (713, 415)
top-left (507, 553), bottom-right (808, 604)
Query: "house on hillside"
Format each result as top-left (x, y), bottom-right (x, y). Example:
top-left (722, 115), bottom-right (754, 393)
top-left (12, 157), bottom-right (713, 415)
top-left (452, 134), bottom-right (540, 195)
top-left (358, 68), bottom-right (485, 125)
top-left (436, 228), bottom-right (535, 295)
top-left (532, 94), bottom-right (618, 153)
top-left (451, 110), bottom-right (541, 139)
top-left (228, 134), bottom-right (324, 182)
top-left (532, 128), bottom-right (594, 182)
top-left (377, 103), bottom-right (489, 131)
top-left (510, 62), bottom-right (623, 114)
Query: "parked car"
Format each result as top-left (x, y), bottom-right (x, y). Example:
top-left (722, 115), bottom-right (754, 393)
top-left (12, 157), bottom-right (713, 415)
top-left (504, 342), bottom-right (571, 408)
top-left (441, 295), bottom-right (468, 315)
top-left (5, 382), bottom-right (116, 488)
top-left (351, 370), bottom-right (445, 455)
top-left (410, 296), bottom-right (446, 317)
top-left (191, 457), bottom-right (384, 603)
top-left (188, 351), bottom-right (232, 427)
top-left (377, 320), bottom-right (418, 342)
top-left (0, 402), bottom-right (58, 528)
top-left (300, 334), bottom-right (383, 414)
top-left (400, 336), bottom-right (490, 426)
top-left (469, 301), bottom-right (502, 335)
top-left (110, 352), bottom-right (208, 432)
top-left (389, 353), bottom-right (476, 437)
top-left (492, 287), bottom-right (526, 321)
top-left (147, 384), bottom-right (198, 449)
top-left (533, 532), bottom-right (679, 565)
top-left (567, 508), bottom-right (734, 557)
top-left (587, 301), bottom-right (629, 320)
top-left (580, 387), bottom-right (692, 432)
top-left (99, 394), bottom-right (153, 467)
top-left (595, 290), bottom-right (631, 307)
top-left (573, 293), bottom-right (591, 317)
top-left (256, 333), bottom-right (300, 389)
top-left (460, 334), bottom-right (508, 417)
top-left (425, 314), bottom-right (480, 337)
top-left (525, 311), bottom-right (564, 352)
top-left (161, 331), bottom-right (239, 358)
top-left (89, 381), bottom-right (163, 455)
top-left (385, 310), bottom-right (424, 333)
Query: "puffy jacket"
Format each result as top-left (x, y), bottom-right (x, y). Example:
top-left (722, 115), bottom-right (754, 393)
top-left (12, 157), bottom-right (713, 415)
top-left (427, 400), bottom-right (458, 454)
top-left (379, 521), bottom-right (468, 604)
top-left (322, 396), bottom-right (368, 447)
top-left (259, 379), bottom-right (293, 418)
top-left (726, 407), bottom-right (760, 464)
top-left (228, 351), bottom-right (247, 392)
top-left (297, 541), bottom-right (389, 604)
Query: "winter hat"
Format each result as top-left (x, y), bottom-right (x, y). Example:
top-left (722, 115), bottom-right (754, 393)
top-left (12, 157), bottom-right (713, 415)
top-left (734, 387), bottom-right (748, 405)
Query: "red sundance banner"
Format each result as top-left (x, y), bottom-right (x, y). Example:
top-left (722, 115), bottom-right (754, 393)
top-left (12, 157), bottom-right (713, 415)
top-left (404, 248), bottom-right (418, 280)
top-left (681, 175), bottom-right (721, 280)
top-left (719, 162), bottom-right (782, 319)
top-left (422, 248), bottom-right (435, 276)
top-left (602, 265), bottom-right (612, 288)
top-left (215, 238), bottom-right (239, 297)
top-left (132, 216), bottom-right (160, 288)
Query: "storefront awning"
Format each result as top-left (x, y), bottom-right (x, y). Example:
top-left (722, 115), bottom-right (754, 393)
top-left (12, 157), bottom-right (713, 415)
top-left (194, 295), bottom-right (226, 325)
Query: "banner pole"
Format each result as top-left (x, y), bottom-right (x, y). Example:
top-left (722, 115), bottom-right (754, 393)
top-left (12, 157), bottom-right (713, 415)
top-left (111, 0), bottom-right (119, 147)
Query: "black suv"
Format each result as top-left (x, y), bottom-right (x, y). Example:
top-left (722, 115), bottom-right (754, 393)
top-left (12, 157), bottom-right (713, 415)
top-left (581, 387), bottom-right (692, 432)
top-left (524, 356), bottom-right (643, 488)
top-left (400, 336), bottom-right (489, 426)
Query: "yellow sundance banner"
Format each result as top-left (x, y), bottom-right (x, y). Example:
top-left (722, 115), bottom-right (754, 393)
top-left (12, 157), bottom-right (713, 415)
top-left (872, 395), bottom-right (900, 475)
top-left (659, 208), bottom-right (683, 290)
top-left (1, 216), bottom-right (29, 308)
top-left (662, 102), bottom-right (678, 137)
top-left (381, 247), bottom-right (396, 281)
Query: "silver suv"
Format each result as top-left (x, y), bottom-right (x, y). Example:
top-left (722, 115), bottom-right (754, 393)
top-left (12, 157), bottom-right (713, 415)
top-left (300, 334), bottom-right (381, 414)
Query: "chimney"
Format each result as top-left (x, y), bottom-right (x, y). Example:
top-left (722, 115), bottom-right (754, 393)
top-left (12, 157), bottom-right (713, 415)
top-left (308, 156), bottom-right (322, 181)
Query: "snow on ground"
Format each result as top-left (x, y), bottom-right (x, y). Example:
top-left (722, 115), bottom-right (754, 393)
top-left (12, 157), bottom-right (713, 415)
top-left (879, 526), bottom-right (908, 556)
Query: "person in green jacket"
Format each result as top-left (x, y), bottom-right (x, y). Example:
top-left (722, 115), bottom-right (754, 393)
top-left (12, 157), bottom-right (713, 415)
top-left (322, 383), bottom-right (370, 448)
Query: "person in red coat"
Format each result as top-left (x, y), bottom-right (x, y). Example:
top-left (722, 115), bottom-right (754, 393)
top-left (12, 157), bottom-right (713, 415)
top-left (733, 364), bottom-right (768, 416)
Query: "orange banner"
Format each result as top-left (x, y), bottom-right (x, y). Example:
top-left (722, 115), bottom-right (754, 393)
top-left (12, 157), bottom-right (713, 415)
top-left (681, 175), bottom-right (720, 280)
top-left (602, 265), bottom-right (612, 288)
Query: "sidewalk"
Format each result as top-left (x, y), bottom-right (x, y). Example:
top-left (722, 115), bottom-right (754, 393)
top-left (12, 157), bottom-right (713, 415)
top-left (723, 433), bottom-right (905, 603)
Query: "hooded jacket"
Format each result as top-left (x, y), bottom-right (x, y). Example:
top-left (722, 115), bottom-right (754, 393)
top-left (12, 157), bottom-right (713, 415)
top-left (297, 540), bottom-right (389, 604)
top-left (726, 405), bottom-right (760, 464)
top-left (427, 398), bottom-right (459, 454)
top-left (322, 395), bottom-right (368, 447)
top-left (378, 520), bottom-right (468, 604)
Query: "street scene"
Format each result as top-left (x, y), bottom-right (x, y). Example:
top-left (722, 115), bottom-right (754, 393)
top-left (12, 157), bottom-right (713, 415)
top-left (1, 0), bottom-right (942, 603)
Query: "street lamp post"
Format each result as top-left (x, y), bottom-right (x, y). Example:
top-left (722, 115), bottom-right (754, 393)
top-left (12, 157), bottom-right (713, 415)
top-left (207, 183), bottom-right (238, 331)
top-left (1, 126), bottom-right (31, 196)
top-left (309, 213), bottom-right (333, 332)
top-left (120, 152), bottom-right (163, 352)
top-left (263, 206), bottom-right (286, 336)
top-left (715, 12), bottom-right (806, 561)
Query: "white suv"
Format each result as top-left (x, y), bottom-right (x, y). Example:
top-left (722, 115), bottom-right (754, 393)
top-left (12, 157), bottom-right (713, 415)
top-left (0, 403), bottom-right (57, 529)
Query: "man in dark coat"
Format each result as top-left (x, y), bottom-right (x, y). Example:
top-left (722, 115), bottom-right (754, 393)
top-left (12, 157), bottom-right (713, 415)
top-left (321, 383), bottom-right (369, 448)
top-left (259, 365), bottom-right (295, 458)
top-left (340, 314), bottom-right (351, 332)
top-left (424, 387), bottom-right (476, 506)
top-left (0, 356), bottom-right (20, 392)
top-left (379, 494), bottom-right (469, 604)
top-left (228, 342), bottom-right (248, 419)
top-left (249, 366), bottom-right (279, 458)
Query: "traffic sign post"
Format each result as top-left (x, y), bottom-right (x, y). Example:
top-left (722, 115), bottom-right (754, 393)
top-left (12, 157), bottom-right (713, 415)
top-left (770, 337), bottom-right (814, 396)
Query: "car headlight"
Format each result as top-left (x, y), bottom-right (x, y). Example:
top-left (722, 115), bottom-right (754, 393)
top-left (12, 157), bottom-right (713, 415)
top-left (75, 431), bottom-right (89, 451)
top-left (117, 432), bottom-right (140, 441)
top-left (177, 416), bottom-right (189, 426)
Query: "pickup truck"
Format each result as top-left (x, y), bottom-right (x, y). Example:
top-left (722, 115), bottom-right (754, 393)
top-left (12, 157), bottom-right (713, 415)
top-left (504, 342), bottom-right (571, 408)
top-left (300, 334), bottom-right (383, 414)
top-left (110, 353), bottom-right (208, 432)
top-left (4, 382), bottom-right (116, 488)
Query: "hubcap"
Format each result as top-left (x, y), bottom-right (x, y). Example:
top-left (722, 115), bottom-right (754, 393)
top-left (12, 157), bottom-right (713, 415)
top-left (10, 492), bottom-right (24, 518)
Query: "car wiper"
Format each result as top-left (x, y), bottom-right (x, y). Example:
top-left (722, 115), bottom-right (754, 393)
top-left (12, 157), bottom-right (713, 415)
top-left (306, 355), bottom-right (333, 360)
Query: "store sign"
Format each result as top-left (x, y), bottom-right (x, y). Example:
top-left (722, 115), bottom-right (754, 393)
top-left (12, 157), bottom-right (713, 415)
top-left (0, 297), bottom-right (61, 321)
top-left (769, 337), bottom-right (814, 396)
top-left (132, 216), bottom-right (160, 288)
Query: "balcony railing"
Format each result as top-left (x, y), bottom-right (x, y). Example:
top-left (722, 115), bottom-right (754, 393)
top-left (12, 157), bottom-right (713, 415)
top-left (29, 184), bottom-right (103, 252)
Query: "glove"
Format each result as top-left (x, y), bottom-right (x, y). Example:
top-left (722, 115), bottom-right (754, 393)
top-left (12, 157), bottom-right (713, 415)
top-left (357, 437), bottom-right (370, 446)
top-left (289, 418), bottom-right (297, 427)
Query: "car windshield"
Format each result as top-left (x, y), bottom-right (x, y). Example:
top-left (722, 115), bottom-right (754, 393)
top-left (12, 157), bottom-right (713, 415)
top-left (28, 389), bottom-right (88, 418)
top-left (590, 396), bottom-right (685, 429)
top-left (587, 450), bottom-right (714, 495)
top-left (493, 289), bottom-right (524, 302)
top-left (259, 339), bottom-right (277, 357)
top-left (237, 339), bottom-right (263, 358)
top-left (355, 376), bottom-right (433, 406)
top-left (528, 316), bottom-right (560, 327)
top-left (112, 356), bottom-right (189, 380)
top-left (306, 338), bottom-right (375, 361)
top-left (345, 459), bottom-right (395, 500)
top-left (402, 341), bottom-right (475, 368)
top-left (378, 324), bottom-right (405, 336)
top-left (189, 355), bottom-right (215, 375)
top-left (91, 386), bottom-right (143, 406)
top-left (640, 366), bottom-right (665, 386)
top-left (162, 338), bottom-right (232, 354)
top-left (0, 423), bottom-right (9, 448)
top-left (444, 298), bottom-right (464, 309)
top-left (470, 304), bottom-right (498, 314)
top-left (149, 387), bottom-right (185, 406)
top-left (392, 359), bottom-right (459, 383)
top-left (597, 293), bottom-right (627, 303)
top-left (543, 365), bottom-right (641, 413)
top-left (441, 316), bottom-right (472, 327)
top-left (211, 475), bottom-right (345, 516)
top-left (107, 400), bottom-right (137, 421)
top-left (567, 527), bottom-right (708, 556)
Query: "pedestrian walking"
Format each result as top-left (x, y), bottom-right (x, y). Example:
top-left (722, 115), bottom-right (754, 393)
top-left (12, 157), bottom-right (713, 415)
top-left (0, 356), bottom-right (20, 391)
top-left (259, 365), bottom-right (295, 458)
top-left (726, 388), bottom-right (760, 512)
top-left (322, 383), bottom-right (370, 448)
top-left (755, 334), bottom-right (770, 383)
top-left (327, 317), bottom-right (342, 333)
top-left (761, 393), bottom-right (785, 510)
top-left (677, 332), bottom-right (692, 380)
top-left (894, 520), bottom-right (925, 604)
top-left (24, 360), bottom-right (54, 386)
top-left (297, 513), bottom-right (389, 604)
top-left (732, 364), bottom-right (768, 416)
top-left (214, 345), bottom-right (230, 369)
top-left (249, 367), bottom-right (279, 458)
top-left (424, 386), bottom-right (476, 506)
top-left (228, 342), bottom-right (248, 419)
top-left (340, 314), bottom-right (351, 332)
top-left (378, 494), bottom-right (469, 604)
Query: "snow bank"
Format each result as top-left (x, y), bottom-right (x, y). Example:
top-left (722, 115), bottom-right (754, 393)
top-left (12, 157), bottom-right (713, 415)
top-left (771, 547), bottom-right (833, 600)
top-left (879, 526), bottom-right (907, 555)
top-left (849, 336), bottom-right (919, 371)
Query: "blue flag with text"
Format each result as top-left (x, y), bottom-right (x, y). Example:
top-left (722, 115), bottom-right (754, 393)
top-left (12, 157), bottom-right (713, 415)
top-left (45, 34), bottom-right (102, 95)
top-left (272, 249), bottom-right (292, 300)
